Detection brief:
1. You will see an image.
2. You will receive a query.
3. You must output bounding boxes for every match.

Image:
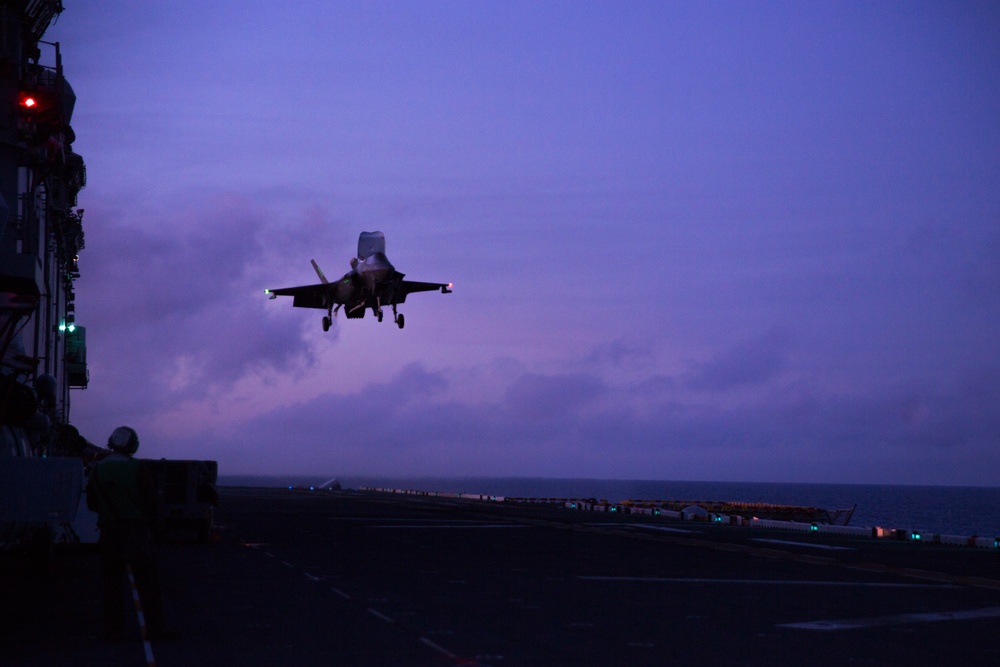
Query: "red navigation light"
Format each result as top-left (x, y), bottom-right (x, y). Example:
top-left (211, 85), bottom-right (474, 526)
top-left (19, 94), bottom-right (38, 109)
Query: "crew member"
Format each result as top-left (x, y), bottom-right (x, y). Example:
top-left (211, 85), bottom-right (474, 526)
top-left (86, 426), bottom-right (178, 640)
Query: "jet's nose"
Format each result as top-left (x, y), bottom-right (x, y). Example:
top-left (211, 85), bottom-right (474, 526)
top-left (359, 252), bottom-right (393, 274)
top-left (356, 253), bottom-right (393, 289)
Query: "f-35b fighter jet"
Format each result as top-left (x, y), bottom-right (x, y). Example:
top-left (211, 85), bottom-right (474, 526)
top-left (265, 231), bottom-right (452, 331)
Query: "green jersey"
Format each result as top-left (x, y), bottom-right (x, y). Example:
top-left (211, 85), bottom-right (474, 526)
top-left (88, 458), bottom-right (152, 524)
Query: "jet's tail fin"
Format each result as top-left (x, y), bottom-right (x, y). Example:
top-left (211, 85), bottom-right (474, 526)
top-left (357, 231), bottom-right (386, 260)
top-left (310, 259), bottom-right (329, 284)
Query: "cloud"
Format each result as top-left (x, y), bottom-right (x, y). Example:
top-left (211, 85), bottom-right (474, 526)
top-left (72, 199), bottom-right (999, 485)
top-left (503, 372), bottom-right (606, 422)
top-left (683, 329), bottom-right (792, 391)
top-left (74, 195), bottom-right (331, 428)
top-left (54, 3), bottom-right (1000, 488)
top-left (195, 354), bottom-right (1000, 484)
top-left (584, 337), bottom-right (656, 370)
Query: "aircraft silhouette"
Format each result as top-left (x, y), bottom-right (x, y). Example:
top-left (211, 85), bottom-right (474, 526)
top-left (265, 231), bottom-right (452, 330)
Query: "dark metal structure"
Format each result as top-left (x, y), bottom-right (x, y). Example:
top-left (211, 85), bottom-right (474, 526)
top-left (1, 0), bottom-right (87, 547)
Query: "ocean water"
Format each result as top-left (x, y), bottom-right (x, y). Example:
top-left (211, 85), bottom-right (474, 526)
top-left (218, 475), bottom-right (1000, 538)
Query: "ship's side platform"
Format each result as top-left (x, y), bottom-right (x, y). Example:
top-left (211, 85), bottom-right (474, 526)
top-left (3, 486), bottom-right (999, 666)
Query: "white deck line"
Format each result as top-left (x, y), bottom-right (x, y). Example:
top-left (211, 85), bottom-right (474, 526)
top-left (366, 607), bottom-right (394, 624)
top-left (779, 605), bottom-right (1000, 630)
top-left (631, 523), bottom-right (697, 534)
top-left (751, 538), bottom-right (855, 551)
top-left (419, 637), bottom-right (458, 659)
top-left (367, 524), bottom-right (527, 529)
top-left (127, 565), bottom-right (157, 667)
top-left (578, 576), bottom-right (958, 588)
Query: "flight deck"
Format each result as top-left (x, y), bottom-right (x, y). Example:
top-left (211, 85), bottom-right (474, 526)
top-left (3, 486), bottom-right (999, 666)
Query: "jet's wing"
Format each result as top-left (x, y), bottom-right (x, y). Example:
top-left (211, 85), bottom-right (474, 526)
top-left (264, 283), bottom-right (331, 309)
top-left (395, 280), bottom-right (453, 304)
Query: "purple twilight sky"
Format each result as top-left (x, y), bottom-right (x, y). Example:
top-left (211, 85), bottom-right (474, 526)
top-left (45, 1), bottom-right (999, 484)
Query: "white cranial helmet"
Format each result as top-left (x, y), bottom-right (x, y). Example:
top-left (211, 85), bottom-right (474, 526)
top-left (108, 426), bottom-right (139, 455)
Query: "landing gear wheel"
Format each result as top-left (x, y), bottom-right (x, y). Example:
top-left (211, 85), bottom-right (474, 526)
top-left (397, 313), bottom-right (405, 329)
top-left (377, 310), bottom-right (383, 323)
top-left (322, 316), bottom-right (331, 332)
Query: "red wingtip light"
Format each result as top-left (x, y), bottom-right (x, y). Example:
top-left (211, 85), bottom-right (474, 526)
top-left (19, 94), bottom-right (37, 109)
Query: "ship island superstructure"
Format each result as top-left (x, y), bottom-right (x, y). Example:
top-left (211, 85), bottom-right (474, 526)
top-left (1, 1), bottom-right (88, 549)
